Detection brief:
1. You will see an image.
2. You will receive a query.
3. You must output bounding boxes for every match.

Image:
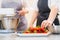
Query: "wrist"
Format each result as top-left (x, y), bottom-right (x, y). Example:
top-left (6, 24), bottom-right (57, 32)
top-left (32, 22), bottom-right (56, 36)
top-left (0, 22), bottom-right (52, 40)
top-left (29, 23), bottom-right (33, 27)
top-left (47, 19), bottom-right (53, 24)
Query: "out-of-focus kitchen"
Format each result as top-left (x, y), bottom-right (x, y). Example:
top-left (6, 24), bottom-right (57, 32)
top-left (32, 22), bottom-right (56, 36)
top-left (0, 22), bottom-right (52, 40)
top-left (0, 0), bottom-right (60, 40)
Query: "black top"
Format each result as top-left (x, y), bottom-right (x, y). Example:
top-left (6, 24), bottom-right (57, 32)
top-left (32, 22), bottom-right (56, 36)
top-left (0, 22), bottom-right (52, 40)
top-left (36, 0), bottom-right (59, 26)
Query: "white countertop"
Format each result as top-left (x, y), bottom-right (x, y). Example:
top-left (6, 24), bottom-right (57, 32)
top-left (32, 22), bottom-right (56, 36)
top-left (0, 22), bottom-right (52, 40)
top-left (0, 33), bottom-right (60, 40)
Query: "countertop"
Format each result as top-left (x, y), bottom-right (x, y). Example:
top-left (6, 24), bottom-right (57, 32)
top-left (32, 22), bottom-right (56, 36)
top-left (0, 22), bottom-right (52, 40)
top-left (0, 33), bottom-right (60, 40)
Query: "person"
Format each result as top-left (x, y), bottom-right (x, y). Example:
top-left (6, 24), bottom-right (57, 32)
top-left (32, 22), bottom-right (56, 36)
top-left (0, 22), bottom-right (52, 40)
top-left (29, 0), bottom-right (60, 29)
top-left (1, 0), bottom-right (28, 31)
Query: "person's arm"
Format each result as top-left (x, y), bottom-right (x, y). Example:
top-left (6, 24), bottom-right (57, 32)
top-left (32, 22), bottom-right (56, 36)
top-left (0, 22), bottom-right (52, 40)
top-left (41, 0), bottom-right (58, 27)
top-left (48, 0), bottom-right (58, 22)
top-left (18, 0), bottom-right (28, 16)
top-left (41, 6), bottom-right (58, 27)
top-left (48, 6), bottom-right (58, 23)
top-left (28, 0), bottom-right (38, 27)
top-left (29, 10), bottom-right (38, 27)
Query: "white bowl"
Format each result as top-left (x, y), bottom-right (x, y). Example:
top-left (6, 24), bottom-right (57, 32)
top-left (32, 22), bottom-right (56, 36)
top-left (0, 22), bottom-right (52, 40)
top-left (53, 24), bottom-right (60, 33)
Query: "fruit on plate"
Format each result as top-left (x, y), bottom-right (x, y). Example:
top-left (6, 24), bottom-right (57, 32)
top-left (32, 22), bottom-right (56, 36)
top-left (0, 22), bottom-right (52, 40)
top-left (23, 26), bottom-right (49, 34)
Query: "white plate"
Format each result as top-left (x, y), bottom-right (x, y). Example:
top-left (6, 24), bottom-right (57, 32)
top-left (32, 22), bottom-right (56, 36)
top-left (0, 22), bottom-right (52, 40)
top-left (17, 32), bottom-right (51, 37)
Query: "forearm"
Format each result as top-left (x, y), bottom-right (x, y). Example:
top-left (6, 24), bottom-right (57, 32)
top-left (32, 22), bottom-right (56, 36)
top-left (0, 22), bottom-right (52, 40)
top-left (29, 10), bottom-right (38, 26)
top-left (48, 6), bottom-right (58, 23)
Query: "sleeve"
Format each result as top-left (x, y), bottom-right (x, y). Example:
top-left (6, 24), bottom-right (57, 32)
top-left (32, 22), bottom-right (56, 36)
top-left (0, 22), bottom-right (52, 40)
top-left (48, 0), bottom-right (58, 9)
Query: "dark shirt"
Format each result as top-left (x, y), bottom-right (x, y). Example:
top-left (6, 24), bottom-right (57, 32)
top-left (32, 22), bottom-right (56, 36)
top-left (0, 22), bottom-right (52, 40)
top-left (36, 0), bottom-right (59, 26)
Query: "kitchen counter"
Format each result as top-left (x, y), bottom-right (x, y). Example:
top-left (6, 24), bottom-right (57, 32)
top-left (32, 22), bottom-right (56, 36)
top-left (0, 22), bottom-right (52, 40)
top-left (0, 33), bottom-right (60, 40)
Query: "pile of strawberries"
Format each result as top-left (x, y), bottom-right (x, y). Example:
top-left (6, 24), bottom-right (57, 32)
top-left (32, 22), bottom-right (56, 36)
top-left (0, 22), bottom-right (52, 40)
top-left (24, 26), bottom-right (49, 33)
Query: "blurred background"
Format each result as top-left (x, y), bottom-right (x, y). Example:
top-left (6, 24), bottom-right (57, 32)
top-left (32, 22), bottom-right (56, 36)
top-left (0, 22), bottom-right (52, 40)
top-left (0, 0), bottom-right (36, 30)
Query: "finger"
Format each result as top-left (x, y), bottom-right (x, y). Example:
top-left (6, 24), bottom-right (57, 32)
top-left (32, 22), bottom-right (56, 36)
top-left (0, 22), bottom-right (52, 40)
top-left (44, 22), bottom-right (49, 27)
top-left (41, 21), bottom-right (45, 27)
top-left (48, 23), bottom-right (52, 27)
top-left (41, 21), bottom-right (50, 28)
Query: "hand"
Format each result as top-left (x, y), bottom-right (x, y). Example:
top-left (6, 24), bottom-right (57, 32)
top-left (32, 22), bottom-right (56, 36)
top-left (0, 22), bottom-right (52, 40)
top-left (18, 8), bottom-right (28, 16)
top-left (41, 20), bottom-right (53, 28)
top-left (28, 23), bottom-right (34, 28)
